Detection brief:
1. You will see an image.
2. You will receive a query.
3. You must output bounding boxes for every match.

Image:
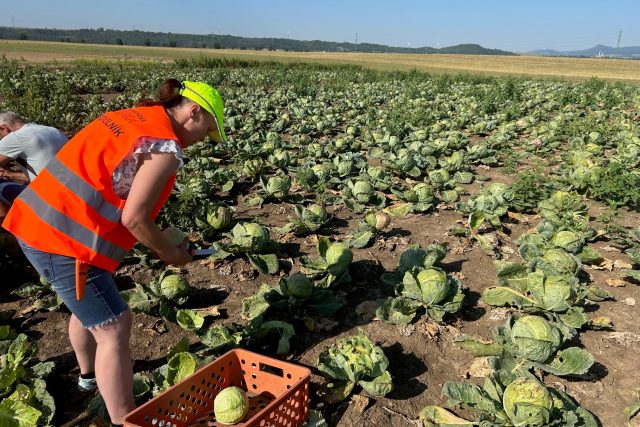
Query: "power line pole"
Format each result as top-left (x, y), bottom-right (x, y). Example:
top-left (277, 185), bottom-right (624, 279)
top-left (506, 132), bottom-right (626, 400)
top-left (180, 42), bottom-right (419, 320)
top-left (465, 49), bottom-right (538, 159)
top-left (616, 30), bottom-right (622, 57)
top-left (355, 33), bottom-right (358, 52)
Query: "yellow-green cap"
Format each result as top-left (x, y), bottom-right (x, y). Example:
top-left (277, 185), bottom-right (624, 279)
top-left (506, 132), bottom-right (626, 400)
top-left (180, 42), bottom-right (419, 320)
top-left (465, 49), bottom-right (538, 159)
top-left (179, 81), bottom-right (227, 143)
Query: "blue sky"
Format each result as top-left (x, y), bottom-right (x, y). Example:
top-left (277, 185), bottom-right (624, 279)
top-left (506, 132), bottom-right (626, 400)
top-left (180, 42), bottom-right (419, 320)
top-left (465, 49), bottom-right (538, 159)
top-left (3, 0), bottom-right (639, 52)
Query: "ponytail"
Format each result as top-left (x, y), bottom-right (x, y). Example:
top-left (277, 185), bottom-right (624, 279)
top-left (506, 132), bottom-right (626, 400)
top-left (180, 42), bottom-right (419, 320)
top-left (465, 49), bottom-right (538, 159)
top-left (137, 79), bottom-right (186, 108)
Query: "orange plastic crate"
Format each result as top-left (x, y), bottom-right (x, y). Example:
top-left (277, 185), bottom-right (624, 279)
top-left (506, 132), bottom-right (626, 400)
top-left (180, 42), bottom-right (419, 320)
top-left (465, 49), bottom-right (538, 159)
top-left (124, 349), bottom-right (310, 427)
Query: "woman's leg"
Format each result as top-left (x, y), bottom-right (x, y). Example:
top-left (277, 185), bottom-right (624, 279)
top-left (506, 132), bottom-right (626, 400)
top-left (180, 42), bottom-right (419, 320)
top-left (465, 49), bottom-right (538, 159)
top-left (89, 309), bottom-right (135, 424)
top-left (17, 240), bottom-right (136, 423)
top-left (68, 314), bottom-right (97, 375)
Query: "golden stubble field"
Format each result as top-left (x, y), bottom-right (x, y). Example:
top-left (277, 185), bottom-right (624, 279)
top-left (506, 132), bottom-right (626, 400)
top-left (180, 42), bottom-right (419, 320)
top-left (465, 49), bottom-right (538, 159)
top-left (2, 39), bottom-right (640, 82)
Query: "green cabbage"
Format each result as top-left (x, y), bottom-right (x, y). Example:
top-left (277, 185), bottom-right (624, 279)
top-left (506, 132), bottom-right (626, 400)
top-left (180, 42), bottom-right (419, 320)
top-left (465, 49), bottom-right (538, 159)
top-left (325, 243), bottom-right (353, 275)
top-left (159, 273), bottom-right (190, 302)
top-left (353, 180), bottom-right (374, 203)
top-left (283, 273), bottom-right (313, 299)
top-left (231, 222), bottom-right (270, 251)
top-left (510, 315), bottom-right (561, 363)
top-left (207, 205), bottom-right (233, 231)
top-left (214, 386), bottom-right (248, 424)
top-left (416, 268), bottom-right (449, 306)
top-left (502, 378), bottom-right (553, 426)
top-left (365, 211), bottom-right (391, 230)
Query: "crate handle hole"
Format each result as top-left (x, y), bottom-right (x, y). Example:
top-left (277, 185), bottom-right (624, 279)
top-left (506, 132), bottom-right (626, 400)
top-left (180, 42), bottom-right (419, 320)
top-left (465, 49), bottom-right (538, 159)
top-left (259, 363), bottom-right (284, 377)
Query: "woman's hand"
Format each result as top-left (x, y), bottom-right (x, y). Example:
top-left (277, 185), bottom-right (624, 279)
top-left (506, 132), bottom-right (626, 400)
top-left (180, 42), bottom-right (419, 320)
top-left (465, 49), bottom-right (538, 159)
top-left (157, 245), bottom-right (192, 266)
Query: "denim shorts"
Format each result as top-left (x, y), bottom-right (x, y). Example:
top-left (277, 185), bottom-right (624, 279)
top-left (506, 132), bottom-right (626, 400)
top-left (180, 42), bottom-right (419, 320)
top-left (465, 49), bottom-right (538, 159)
top-left (18, 240), bottom-right (128, 328)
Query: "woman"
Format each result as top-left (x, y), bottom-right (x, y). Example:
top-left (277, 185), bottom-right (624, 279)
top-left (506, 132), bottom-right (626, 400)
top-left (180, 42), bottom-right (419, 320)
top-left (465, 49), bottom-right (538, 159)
top-left (2, 79), bottom-right (227, 425)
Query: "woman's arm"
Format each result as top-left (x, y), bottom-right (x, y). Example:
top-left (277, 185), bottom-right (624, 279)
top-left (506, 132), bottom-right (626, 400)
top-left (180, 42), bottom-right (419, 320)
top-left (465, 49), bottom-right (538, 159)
top-left (120, 152), bottom-right (192, 265)
top-left (0, 167), bottom-right (29, 183)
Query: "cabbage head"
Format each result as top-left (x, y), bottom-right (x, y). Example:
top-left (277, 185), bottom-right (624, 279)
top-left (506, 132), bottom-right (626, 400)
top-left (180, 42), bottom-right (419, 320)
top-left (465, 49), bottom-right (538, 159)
top-left (243, 158), bottom-right (265, 177)
top-left (502, 377), bottom-right (553, 426)
top-left (510, 315), bottom-right (561, 363)
top-left (207, 205), bottom-right (233, 231)
top-left (487, 183), bottom-right (514, 205)
top-left (159, 273), bottom-right (190, 302)
top-left (540, 275), bottom-right (577, 312)
top-left (312, 164), bottom-right (333, 181)
top-left (334, 157), bottom-right (354, 176)
top-left (325, 243), bottom-right (353, 275)
top-left (214, 386), bottom-right (248, 424)
top-left (473, 194), bottom-right (499, 213)
top-left (265, 175), bottom-right (291, 198)
top-left (550, 230), bottom-right (583, 254)
top-left (410, 183), bottom-right (435, 203)
top-left (416, 268), bottom-right (449, 306)
top-left (541, 248), bottom-right (580, 276)
top-left (428, 169), bottom-right (451, 187)
top-left (353, 181), bottom-right (374, 203)
top-left (232, 222), bottom-right (270, 252)
top-left (365, 211), bottom-right (391, 230)
top-left (367, 166), bottom-right (388, 182)
top-left (283, 273), bottom-right (313, 299)
top-left (303, 204), bottom-right (329, 224)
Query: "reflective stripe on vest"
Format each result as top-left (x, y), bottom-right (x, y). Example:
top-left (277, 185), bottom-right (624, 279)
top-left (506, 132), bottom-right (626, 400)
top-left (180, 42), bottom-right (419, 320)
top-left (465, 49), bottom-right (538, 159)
top-left (19, 186), bottom-right (127, 261)
top-left (46, 156), bottom-right (123, 223)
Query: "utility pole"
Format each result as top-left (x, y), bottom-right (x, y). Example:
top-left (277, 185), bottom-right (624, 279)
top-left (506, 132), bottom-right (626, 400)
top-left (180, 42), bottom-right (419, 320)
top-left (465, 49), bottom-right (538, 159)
top-left (616, 30), bottom-right (622, 57)
top-left (355, 33), bottom-right (358, 52)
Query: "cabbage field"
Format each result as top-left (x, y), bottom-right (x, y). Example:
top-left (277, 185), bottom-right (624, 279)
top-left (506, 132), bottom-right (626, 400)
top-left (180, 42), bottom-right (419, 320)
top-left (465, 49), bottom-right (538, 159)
top-left (1, 58), bottom-right (640, 426)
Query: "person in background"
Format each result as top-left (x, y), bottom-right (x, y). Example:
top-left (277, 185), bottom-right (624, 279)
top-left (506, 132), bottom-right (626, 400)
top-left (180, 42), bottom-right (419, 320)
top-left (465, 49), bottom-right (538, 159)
top-left (2, 79), bottom-right (228, 426)
top-left (0, 110), bottom-right (68, 220)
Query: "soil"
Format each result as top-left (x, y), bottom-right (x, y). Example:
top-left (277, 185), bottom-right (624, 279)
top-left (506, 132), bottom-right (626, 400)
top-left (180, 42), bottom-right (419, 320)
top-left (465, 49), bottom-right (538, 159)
top-left (1, 167), bottom-right (639, 427)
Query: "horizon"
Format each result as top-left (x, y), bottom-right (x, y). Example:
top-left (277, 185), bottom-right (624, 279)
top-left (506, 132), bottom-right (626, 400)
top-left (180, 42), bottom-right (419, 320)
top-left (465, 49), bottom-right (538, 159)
top-left (2, 0), bottom-right (639, 53)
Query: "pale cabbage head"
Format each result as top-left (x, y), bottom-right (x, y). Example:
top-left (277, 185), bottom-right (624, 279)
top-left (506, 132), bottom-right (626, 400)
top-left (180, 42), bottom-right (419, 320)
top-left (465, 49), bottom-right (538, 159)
top-left (550, 230), bottom-right (583, 254)
top-left (243, 158), bottom-right (264, 177)
top-left (487, 183), bottom-right (514, 204)
top-left (265, 175), bottom-right (291, 197)
top-left (325, 243), bottom-right (353, 275)
top-left (510, 315), bottom-right (561, 362)
top-left (214, 386), bottom-right (248, 425)
top-left (417, 268), bottom-right (449, 306)
top-left (207, 205), bottom-right (233, 231)
top-left (502, 378), bottom-right (553, 426)
top-left (473, 194), bottom-right (499, 213)
top-left (428, 169), bottom-right (450, 186)
top-left (541, 275), bottom-right (577, 312)
top-left (541, 248), bottom-right (579, 276)
top-left (312, 164), bottom-right (332, 181)
top-left (159, 273), bottom-right (190, 302)
top-left (410, 183), bottom-right (434, 203)
top-left (303, 204), bottom-right (329, 223)
top-left (353, 180), bottom-right (374, 203)
top-left (365, 211), bottom-right (391, 230)
top-left (232, 222), bottom-right (270, 251)
top-left (367, 166), bottom-right (387, 181)
top-left (335, 158), bottom-right (354, 176)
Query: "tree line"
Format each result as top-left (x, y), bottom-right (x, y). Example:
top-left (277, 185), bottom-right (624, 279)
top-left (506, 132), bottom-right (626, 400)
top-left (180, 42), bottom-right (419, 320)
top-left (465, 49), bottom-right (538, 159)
top-left (0, 26), bottom-right (517, 55)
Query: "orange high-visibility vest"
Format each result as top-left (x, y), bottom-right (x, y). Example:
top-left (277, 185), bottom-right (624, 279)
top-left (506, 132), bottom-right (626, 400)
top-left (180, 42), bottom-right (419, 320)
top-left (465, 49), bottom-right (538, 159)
top-left (2, 106), bottom-right (181, 272)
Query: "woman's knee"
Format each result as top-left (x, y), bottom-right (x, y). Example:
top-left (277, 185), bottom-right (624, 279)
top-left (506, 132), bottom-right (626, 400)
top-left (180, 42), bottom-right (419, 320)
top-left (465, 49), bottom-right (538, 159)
top-left (90, 309), bottom-right (133, 344)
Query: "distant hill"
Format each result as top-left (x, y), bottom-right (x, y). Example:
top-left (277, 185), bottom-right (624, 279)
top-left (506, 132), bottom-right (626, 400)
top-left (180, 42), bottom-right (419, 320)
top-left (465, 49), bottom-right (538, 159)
top-left (529, 44), bottom-right (640, 59)
top-left (0, 26), bottom-right (516, 56)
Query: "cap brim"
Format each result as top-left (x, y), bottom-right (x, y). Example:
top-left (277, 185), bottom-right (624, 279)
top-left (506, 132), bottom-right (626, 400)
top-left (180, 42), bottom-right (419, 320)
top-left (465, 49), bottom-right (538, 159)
top-left (208, 127), bottom-right (226, 143)
top-left (208, 116), bottom-right (227, 143)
